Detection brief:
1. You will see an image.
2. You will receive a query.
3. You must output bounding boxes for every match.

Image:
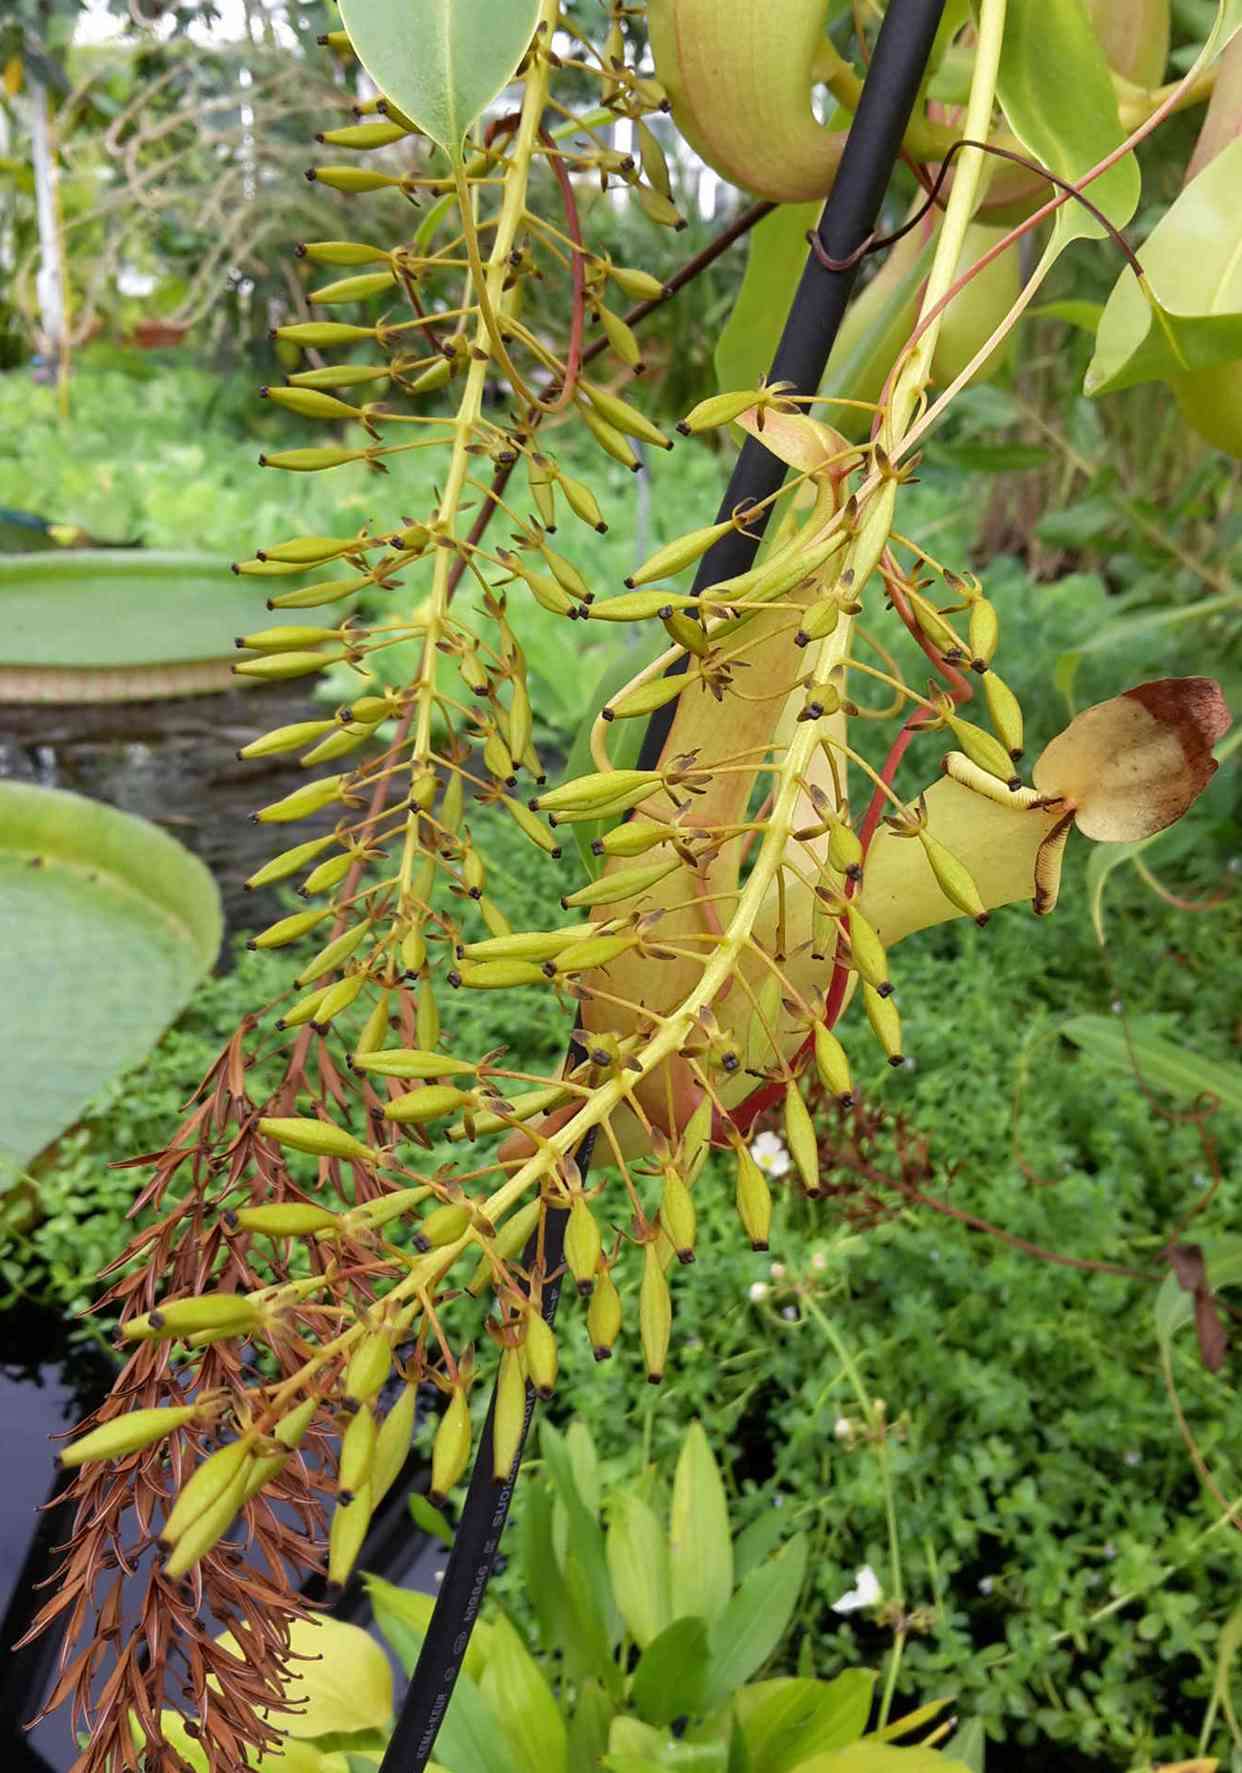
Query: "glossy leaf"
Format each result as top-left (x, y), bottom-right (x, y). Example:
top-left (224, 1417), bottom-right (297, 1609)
top-left (607, 1492), bottom-right (672, 1649)
top-left (736, 1673), bottom-right (877, 1773)
top-left (715, 203), bottom-right (821, 394)
top-left (702, 1535), bottom-right (807, 1711)
top-left (409, 1491), bottom-right (455, 1547)
top-left (993, 0), bottom-right (1139, 256)
top-left (1087, 135), bottom-right (1242, 393)
top-left (337, 0), bottom-right (539, 154)
top-left (629, 1615), bottom-right (712, 1726)
top-left (669, 1422), bottom-right (734, 1627)
top-left (479, 1612), bottom-right (567, 1773)
top-left (1060, 1015), bottom-right (1242, 1116)
top-left (0, 550), bottom-right (329, 703)
top-left (0, 784), bottom-right (221, 1193)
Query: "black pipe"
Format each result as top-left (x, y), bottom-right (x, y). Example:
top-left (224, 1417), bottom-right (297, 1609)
top-left (378, 5), bottom-right (946, 1768)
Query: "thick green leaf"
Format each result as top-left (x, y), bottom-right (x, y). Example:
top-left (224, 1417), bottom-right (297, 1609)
top-left (715, 203), bottom-right (821, 395)
top-left (703, 1536), bottom-right (808, 1711)
top-left (993, 0), bottom-right (1139, 258)
top-left (736, 1674), bottom-right (876, 1773)
top-left (629, 1616), bottom-right (712, 1726)
top-left (0, 550), bottom-right (327, 702)
top-left (607, 1491), bottom-right (673, 1649)
top-left (1154, 1237), bottom-right (1242, 1356)
top-left (607, 1717), bottom-right (729, 1771)
top-left (337, 0), bottom-right (539, 154)
top-left (0, 784), bottom-right (221, 1192)
top-left (1059, 1015), bottom-right (1242, 1116)
top-left (732, 1509), bottom-right (787, 1582)
top-left (480, 1612), bottom-right (568, 1773)
top-left (796, 1751), bottom-right (970, 1773)
top-left (669, 1422), bottom-right (734, 1627)
top-left (1087, 133), bottom-right (1242, 393)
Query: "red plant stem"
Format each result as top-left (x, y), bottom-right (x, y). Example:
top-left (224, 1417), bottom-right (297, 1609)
top-left (538, 129), bottom-right (587, 413)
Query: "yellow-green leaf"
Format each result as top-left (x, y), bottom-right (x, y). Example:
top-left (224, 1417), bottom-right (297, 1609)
top-left (216, 1617), bottom-right (393, 1740)
top-left (480, 1612), bottom-right (568, 1773)
top-left (606, 1492), bottom-right (672, 1650)
top-left (669, 1421), bottom-right (733, 1627)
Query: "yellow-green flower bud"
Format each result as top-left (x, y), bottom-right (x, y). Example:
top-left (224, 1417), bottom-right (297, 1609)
top-left (783, 1080), bottom-right (820, 1198)
top-left (272, 321), bottom-right (377, 347)
top-left (561, 858), bottom-right (679, 909)
top-left (983, 669), bottom-right (1024, 761)
top-left (813, 1024), bottom-right (853, 1105)
top-left (430, 1387), bottom-right (471, 1502)
top-left (564, 1199), bottom-right (602, 1295)
top-left (232, 1203), bottom-right (340, 1236)
top-left (296, 240), bottom-right (389, 267)
top-left (259, 1115), bottom-right (374, 1165)
top-left (416, 1203), bottom-right (472, 1249)
top-left (239, 720), bottom-right (336, 759)
top-left (338, 1401), bottom-right (376, 1495)
top-left (493, 1347), bottom-right (527, 1482)
top-left (163, 1463), bottom-right (251, 1579)
top-left (247, 907), bottom-right (328, 950)
top-left (328, 1481), bottom-right (373, 1584)
top-left (354, 1048), bottom-right (477, 1080)
top-left (383, 1085), bottom-right (478, 1126)
top-left (235, 647), bottom-right (348, 681)
top-left (373, 1384), bottom-right (418, 1504)
top-left (258, 449), bottom-right (370, 473)
top-left (734, 1143), bottom-right (772, 1251)
top-left (61, 1404), bottom-right (200, 1468)
top-left (309, 270), bottom-right (398, 306)
top-left (162, 1442), bottom-right (252, 1545)
top-left (587, 1262), bottom-right (622, 1359)
top-left (245, 835), bottom-right (335, 890)
top-left (316, 121), bottom-right (408, 150)
top-left (297, 920), bottom-right (371, 985)
top-left (345, 1330), bottom-right (392, 1405)
top-left (640, 1241), bottom-right (672, 1384)
top-left (524, 1308), bottom-right (559, 1400)
top-left (660, 1171), bottom-right (697, 1264)
top-left (124, 1293), bottom-right (261, 1341)
top-left (254, 776), bottom-right (347, 826)
top-left (863, 984), bottom-right (904, 1067)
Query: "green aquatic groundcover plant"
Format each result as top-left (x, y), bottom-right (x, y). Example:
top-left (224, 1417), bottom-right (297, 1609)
top-left (24, 4), bottom-right (1242, 1772)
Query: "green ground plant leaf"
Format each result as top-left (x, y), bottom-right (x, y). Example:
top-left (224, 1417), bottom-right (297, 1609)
top-left (1086, 135), bottom-right (1242, 393)
top-left (795, 1751), bottom-right (970, 1773)
top-left (0, 783), bottom-right (221, 1193)
top-left (1060, 1015), bottom-right (1242, 1115)
top-left (0, 550), bottom-right (329, 702)
top-left (337, 0), bottom-right (539, 154)
top-left (993, 0), bottom-right (1139, 258)
top-left (607, 1491), bottom-right (673, 1649)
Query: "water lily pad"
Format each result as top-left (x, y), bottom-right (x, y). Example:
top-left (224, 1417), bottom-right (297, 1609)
top-left (0, 782), bottom-right (222, 1191)
top-left (0, 550), bottom-right (333, 702)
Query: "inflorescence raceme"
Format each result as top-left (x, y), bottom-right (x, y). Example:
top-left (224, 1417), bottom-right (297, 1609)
top-left (31, 11), bottom-right (1231, 1773)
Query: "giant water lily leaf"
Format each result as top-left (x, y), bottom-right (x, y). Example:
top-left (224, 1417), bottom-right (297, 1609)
top-left (0, 550), bottom-right (331, 702)
top-left (337, 0), bottom-right (539, 155)
top-left (1086, 134), bottom-right (1242, 394)
top-left (0, 783), bottom-right (222, 1192)
top-left (993, 0), bottom-right (1139, 259)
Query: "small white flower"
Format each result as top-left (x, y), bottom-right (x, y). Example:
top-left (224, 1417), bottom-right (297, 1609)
top-left (781, 1305), bottom-right (798, 1320)
top-left (832, 1565), bottom-right (882, 1615)
top-left (769, 1261), bottom-right (787, 1281)
top-left (1123, 1449), bottom-right (1141, 1466)
top-left (749, 1130), bottom-right (792, 1178)
top-left (810, 1250), bottom-right (828, 1272)
top-left (748, 1281), bottom-right (769, 1304)
top-left (833, 1416), bottom-right (853, 1441)
top-left (978, 1577), bottom-right (994, 1595)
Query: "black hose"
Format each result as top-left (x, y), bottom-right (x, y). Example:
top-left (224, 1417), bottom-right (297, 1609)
top-left (378, 6), bottom-right (947, 1768)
